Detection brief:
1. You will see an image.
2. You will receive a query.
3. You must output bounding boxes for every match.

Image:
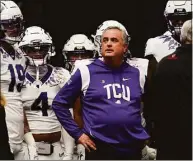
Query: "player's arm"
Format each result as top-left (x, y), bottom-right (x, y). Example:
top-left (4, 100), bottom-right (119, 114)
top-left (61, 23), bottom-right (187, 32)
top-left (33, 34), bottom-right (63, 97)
top-left (145, 55), bottom-right (158, 88)
top-left (23, 110), bottom-right (39, 160)
top-left (23, 110), bottom-right (30, 134)
top-left (73, 97), bottom-right (84, 128)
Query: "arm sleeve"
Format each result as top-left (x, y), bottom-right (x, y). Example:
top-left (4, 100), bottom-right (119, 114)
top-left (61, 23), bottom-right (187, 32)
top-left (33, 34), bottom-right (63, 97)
top-left (52, 69), bottom-right (84, 141)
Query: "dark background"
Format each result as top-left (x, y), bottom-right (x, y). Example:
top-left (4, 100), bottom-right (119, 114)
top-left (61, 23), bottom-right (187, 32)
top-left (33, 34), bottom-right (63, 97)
top-left (14, 0), bottom-right (168, 66)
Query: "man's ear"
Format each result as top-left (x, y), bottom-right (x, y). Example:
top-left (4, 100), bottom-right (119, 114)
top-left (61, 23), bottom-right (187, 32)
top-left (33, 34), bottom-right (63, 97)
top-left (123, 44), bottom-right (128, 53)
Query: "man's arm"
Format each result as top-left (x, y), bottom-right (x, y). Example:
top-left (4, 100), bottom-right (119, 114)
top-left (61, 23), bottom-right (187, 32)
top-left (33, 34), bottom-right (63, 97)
top-left (52, 68), bottom-right (96, 152)
top-left (143, 56), bottom-right (158, 148)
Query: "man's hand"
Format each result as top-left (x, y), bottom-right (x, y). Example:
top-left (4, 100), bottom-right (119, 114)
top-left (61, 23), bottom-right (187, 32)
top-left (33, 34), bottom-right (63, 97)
top-left (77, 133), bottom-right (96, 152)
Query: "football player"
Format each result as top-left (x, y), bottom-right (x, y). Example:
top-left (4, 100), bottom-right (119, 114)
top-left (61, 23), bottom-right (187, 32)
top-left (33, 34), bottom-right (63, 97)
top-left (0, 1), bottom-right (38, 160)
top-left (62, 34), bottom-right (96, 160)
top-left (19, 26), bottom-right (74, 160)
top-left (63, 34), bottom-right (96, 73)
top-left (143, 0), bottom-right (192, 151)
top-left (144, 0), bottom-right (192, 80)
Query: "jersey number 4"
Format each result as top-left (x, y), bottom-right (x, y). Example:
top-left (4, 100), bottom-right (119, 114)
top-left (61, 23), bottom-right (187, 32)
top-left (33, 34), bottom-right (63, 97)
top-left (8, 64), bottom-right (24, 92)
top-left (31, 92), bottom-right (49, 116)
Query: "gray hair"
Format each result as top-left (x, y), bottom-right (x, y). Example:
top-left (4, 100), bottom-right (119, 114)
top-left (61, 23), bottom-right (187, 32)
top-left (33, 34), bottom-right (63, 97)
top-left (102, 26), bottom-right (129, 45)
top-left (180, 19), bottom-right (192, 44)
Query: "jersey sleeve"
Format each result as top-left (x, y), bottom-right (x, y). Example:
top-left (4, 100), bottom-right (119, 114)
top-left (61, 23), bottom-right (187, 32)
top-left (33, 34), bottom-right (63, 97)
top-left (128, 58), bottom-right (149, 93)
top-left (52, 68), bottom-right (83, 140)
top-left (144, 38), bottom-right (154, 57)
top-left (54, 67), bottom-right (71, 88)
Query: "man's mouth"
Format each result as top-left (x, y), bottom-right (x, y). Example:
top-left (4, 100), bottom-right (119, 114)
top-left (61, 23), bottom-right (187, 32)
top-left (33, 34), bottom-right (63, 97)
top-left (105, 49), bottom-right (113, 53)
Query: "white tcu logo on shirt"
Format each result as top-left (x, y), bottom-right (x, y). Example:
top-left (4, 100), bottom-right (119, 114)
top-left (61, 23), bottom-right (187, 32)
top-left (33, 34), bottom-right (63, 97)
top-left (103, 83), bottom-right (130, 102)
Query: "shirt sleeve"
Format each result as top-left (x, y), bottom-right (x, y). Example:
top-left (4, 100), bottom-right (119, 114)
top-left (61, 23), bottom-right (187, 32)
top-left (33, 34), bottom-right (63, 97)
top-left (52, 69), bottom-right (84, 140)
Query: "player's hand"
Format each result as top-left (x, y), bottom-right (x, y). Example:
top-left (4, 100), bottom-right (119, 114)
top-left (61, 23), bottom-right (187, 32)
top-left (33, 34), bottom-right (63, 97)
top-left (62, 154), bottom-right (73, 160)
top-left (77, 133), bottom-right (96, 152)
top-left (77, 144), bottom-right (85, 160)
top-left (28, 145), bottom-right (39, 160)
top-left (141, 145), bottom-right (157, 160)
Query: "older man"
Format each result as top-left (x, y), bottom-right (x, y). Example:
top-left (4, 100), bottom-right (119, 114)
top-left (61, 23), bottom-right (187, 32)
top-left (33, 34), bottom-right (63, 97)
top-left (144, 19), bottom-right (192, 160)
top-left (52, 26), bottom-right (149, 160)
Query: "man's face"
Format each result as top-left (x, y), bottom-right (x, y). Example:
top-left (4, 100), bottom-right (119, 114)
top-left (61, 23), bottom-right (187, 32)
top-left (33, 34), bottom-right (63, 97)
top-left (67, 52), bottom-right (93, 65)
top-left (1, 19), bottom-right (22, 38)
top-left (101, 29), bottom-right (127, 58)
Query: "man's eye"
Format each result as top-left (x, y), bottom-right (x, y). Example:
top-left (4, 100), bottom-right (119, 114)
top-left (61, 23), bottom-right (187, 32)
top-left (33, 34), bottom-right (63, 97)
top-left (111, 38), bottom-right (118, 42)
top-left (103, 39), bottom-right (108, 42)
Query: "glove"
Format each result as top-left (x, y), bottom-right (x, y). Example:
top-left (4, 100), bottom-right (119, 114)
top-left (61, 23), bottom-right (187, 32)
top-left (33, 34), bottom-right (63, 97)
top-left (142, 145), bottom-right (157, 160)
top-left (24, 132), bottom-right (39, 160)
top-left (63, 154), bottom-right (73, 160)
top-left (28, 145), bottom-right (39, 160)
top-left (77, 144), bottom-right (85, 160)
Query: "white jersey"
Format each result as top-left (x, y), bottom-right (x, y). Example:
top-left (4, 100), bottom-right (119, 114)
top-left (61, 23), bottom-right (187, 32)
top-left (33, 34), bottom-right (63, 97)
top-left (21, 65), bottom-right (70, 134)
top-left (127, 57), bottom-right (149, 94)
top-left (0, 41), bottom-right (26, 144)
top-left (145, 31), bottom-right (180, 62)
top-left (72, 59), bottom-right (93, 75)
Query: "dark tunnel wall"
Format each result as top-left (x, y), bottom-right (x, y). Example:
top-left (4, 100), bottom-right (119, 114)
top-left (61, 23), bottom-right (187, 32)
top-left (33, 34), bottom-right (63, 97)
top-left (14, 0), bottom-right (168, 67)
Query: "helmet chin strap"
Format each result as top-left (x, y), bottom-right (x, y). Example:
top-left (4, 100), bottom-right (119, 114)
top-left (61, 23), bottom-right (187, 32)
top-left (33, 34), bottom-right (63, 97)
top-left (34, 65), bottom-right (42, 87)
top-left (4, 33), bottom-right (21, 45)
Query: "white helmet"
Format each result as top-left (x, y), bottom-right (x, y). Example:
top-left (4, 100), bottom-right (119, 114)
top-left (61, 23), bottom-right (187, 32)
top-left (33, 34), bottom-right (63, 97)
top-left (19, 26), bottom-right (55, 66)
top-left (164, 0), bottom-right (192, 39)
top-left (0, 0), bottom-right (24, 44)
top-left (63, 34), bottom-right (96, 70)
top-left (92, 20), bottom-right (131, 57)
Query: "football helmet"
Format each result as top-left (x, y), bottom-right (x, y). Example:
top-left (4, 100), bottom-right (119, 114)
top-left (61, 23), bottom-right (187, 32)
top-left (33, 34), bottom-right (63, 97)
top-left (164, 0), bottom-right (192, 39)
top-left (0, 0), bottom-right (25, 44)
top-left (19, 26), bottom-right (55, 66)
top-left (63, 34), bottom-right (96, 70)
top-left (92, 20), bottom-right (131, 57)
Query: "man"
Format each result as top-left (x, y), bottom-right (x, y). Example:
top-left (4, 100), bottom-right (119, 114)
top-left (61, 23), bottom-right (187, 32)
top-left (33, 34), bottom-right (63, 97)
top-left (144, 19), bottom-right (192, 160)
top-left (52, 25), bottom-right (149, 160)
top-left (143, 0), bottom-right (192, 146)
top-left (144, 0), bottom-right (192, 84)
top-left (93, 19), bottom-right (157, 160)
top-left (0, 1), bottom-right (38, 159)
top-left (19, 26), bottom-right (75, 160)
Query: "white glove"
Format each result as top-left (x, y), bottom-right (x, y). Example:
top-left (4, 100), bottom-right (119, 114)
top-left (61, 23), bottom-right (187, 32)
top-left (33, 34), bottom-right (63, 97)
top-left (77, 144), bottom-right (85, 160)
top-left (28, 145), bottom-right (39, 160)
top-left (62, 154), bottom-right (73, 160)
top-left (142, 145), bottom-right (157, 160)
top-left (24, 132), bottom-right (39, 160)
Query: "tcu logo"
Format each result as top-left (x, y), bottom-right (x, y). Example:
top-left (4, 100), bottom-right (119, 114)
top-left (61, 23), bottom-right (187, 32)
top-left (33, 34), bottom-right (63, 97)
top-left (103, 83), bottom-right (130, 102)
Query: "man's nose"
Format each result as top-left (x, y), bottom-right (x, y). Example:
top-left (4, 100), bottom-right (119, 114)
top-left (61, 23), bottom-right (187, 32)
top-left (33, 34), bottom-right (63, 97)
top-left (107, 40), bottom-right (112, 46)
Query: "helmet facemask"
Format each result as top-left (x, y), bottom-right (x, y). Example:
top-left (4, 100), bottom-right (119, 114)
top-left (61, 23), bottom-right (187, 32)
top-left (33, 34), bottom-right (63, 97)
top-left (166, 12), bottom-right (192, 41)
top-left (0, 1), bottom-right (25, 44)
top-left (63, 34), bottom-right (96, 72)
top-left (164, 0), bottom-right (192, 42)
top-left (21, 44), bottom-right (51, 67)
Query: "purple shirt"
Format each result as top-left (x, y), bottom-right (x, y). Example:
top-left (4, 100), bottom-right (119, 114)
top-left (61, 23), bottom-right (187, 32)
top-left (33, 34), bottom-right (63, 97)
top-left (52, 59), bottom-right (149, 150)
